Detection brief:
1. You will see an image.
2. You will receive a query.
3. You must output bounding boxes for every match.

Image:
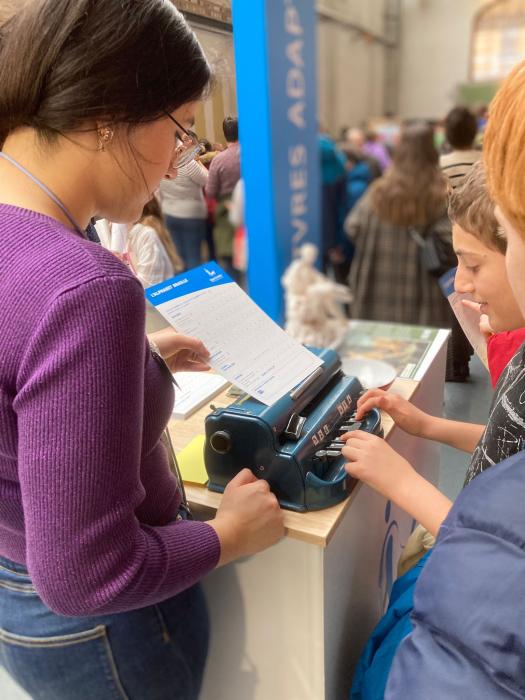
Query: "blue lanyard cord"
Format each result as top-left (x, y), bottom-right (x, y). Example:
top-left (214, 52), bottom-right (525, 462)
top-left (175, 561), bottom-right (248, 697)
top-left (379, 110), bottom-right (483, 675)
top-left (0, 151), bottom-right (87, 239)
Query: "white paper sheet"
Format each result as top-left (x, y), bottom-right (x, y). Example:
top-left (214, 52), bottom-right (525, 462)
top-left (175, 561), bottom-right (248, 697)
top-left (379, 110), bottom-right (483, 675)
top-left (146, 263), bottom-right (322, 406)
top-left (171, 372), bottom-right (229, 420)
top-left (448, 291), bottom-right (488, 368)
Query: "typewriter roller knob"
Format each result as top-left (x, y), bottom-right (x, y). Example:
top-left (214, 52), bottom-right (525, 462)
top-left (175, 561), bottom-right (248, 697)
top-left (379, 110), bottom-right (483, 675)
top-left (209, 430), bottom-right (232, 455)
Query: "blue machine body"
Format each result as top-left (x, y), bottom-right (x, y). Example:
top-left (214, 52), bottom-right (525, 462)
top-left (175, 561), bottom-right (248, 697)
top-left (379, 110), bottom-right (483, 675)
top-left (205, 347), bottom-right (382, 512)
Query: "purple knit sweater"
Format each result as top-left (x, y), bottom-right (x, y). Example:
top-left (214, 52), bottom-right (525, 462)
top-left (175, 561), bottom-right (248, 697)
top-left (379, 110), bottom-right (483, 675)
top-left (0, 204), bottom-right (220, 616)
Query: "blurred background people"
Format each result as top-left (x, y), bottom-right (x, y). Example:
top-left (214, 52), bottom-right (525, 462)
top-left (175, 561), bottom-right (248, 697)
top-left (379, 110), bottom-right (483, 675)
top-left (440, 106), bottom-right (481, 189)
top-left (319, 127), bottom-right (348, 279)
top-left (345, 122), bottom-right (453, 330)
top-left (127, 197), bottom-right (183, 332)
top-left (229, 178), bottom-right (247, 280)
top-left (363, 130), bottom-right (392, 172)
top-left (205, 116), bottom-right (241, 278)
top-left (439, 105), bottom-right (482, 380)
top-left (128, 197), bottom-right (183, 287)
top-left (345, 127), bottom-right (383, 178)
top-left (160, 131), bottom-right (209, 271)
top-left (327, 144), bottom-right (376, 286)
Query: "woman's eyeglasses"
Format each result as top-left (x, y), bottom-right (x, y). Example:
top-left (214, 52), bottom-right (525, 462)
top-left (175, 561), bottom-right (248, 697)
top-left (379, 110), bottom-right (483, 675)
top-left (165, 113), bottom-right (205, 168)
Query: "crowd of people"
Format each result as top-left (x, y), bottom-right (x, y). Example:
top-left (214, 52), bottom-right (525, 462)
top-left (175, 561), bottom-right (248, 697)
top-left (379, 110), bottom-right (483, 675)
top-left (1, 1), bottom-right (525, 699)
top-left (319, 106), bottom-right (489, 382)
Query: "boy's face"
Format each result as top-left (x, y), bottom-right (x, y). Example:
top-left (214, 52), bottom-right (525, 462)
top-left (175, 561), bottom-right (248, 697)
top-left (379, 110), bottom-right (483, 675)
top-left (495, 206), bottom-right (525, 320)
top-left (453, 223), bottom-right (524, 333)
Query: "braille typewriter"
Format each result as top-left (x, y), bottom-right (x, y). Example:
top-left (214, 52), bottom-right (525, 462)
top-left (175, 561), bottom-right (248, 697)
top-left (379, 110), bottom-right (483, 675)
top-left (204, 347), bottom-right (382, 512)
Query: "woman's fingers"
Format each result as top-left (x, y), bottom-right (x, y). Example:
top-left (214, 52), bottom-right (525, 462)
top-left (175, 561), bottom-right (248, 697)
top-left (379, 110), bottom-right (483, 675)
top-left (176, 334), bottom-right (210, 360)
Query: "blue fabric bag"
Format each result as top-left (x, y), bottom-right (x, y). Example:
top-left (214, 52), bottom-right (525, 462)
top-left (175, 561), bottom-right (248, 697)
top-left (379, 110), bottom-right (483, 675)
top-left (350, 550), bottom-right (432, 700)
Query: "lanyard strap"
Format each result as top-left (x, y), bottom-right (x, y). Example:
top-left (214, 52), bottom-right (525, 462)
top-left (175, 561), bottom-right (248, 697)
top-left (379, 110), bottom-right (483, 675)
top-left (0, 151), bottom-right (86, 239)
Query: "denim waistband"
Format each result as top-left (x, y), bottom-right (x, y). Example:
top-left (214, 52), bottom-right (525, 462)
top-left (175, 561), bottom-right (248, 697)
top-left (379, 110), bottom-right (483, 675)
top-left (0, 555), bottom-right (29, 576)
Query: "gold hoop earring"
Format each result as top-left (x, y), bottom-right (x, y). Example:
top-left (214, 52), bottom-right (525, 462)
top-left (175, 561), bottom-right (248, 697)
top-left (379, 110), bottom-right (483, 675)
top-left (97, 126), bottom-right (114, 152)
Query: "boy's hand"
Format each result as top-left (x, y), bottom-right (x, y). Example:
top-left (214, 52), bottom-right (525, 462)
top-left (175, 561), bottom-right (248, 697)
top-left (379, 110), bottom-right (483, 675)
top-left (355, 389), bottom-right (430, 437)
top-left (342, 431), bottom-right (415, 501)
top-left (461, 299), bottom-right (494, 340)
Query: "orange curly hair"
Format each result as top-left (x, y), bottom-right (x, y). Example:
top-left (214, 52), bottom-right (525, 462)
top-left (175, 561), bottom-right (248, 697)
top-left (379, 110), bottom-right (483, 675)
top-left (484, 60), bottom-right (525, 238)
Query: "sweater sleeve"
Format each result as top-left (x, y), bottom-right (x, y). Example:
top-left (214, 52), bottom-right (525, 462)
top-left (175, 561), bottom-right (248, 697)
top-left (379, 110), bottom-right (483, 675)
top-left (205, 158), bottom-right (220, 200)
top-left (14, 273), bottom-right (220, 616)
top-left (185, 159), bottom-right (209, 187)
top-left (129, 226), bottom-right (171, 288)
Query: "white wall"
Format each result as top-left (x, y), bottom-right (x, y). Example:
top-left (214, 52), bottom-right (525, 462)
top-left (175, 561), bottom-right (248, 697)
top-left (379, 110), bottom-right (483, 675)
top-left (317, 0), bottom-right (388, 135)
top-left (398, 0), bottom-right (489, 119)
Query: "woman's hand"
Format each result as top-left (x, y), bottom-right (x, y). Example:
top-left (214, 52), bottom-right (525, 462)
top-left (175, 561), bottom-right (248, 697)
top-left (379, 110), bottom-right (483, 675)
top-left (210, 469), bottom-right (285, 566)
top-left (341, 430), bottom-right (416, 501)
top-left (355, 389), bottom-right (430, 437)
top-left (148, 327), bottom-right (210, 373)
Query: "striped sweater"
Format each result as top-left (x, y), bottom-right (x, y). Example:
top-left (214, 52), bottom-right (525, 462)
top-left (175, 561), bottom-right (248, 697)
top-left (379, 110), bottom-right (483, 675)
top-left (440, 149), bottom-right (481, 190)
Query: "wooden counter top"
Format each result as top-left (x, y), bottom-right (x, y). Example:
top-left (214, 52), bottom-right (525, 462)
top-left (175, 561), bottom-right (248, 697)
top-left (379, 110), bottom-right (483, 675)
top-left (169, 377), bottom-right (419, 548)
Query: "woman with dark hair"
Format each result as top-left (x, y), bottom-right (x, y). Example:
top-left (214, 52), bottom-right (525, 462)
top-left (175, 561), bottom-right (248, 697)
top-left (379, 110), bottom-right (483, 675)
top-left (345, 122), bottom-right (453, 329)
top-left (0, 2), bottom-right (283, 698)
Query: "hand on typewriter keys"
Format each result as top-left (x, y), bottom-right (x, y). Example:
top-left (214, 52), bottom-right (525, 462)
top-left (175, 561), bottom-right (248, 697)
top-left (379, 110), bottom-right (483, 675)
top-left (209, 469), bottom-right (285, 567)
top-left (341, 431), bottom-right (414, 502)
top-left (355, 389), bottom-right (429, 438)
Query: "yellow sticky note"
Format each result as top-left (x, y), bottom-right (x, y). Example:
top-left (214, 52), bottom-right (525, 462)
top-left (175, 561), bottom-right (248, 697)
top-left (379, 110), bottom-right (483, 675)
top-left (177, 434), bottom-right (208, 485)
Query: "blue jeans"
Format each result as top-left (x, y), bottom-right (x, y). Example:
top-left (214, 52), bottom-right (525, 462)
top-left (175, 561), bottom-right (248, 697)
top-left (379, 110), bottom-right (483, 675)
top-left (165, 216), bottom-right (207, 271)
top-left (0, 556), bottom-right (209, 699)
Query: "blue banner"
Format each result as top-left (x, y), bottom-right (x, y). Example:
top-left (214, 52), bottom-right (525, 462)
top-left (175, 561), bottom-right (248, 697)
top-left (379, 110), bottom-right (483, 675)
top-left (232, 0), bottom-right (320, 323)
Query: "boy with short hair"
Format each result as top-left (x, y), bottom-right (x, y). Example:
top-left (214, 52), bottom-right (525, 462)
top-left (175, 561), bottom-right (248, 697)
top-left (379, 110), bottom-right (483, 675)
top-left (348, 159), bottom-right (525, 700)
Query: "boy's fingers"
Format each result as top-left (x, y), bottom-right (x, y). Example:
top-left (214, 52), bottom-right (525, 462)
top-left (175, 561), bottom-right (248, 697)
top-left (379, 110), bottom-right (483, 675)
top-left (357, 389), bottom-right (384, 407)
top-left (341, 429), bottom-right (372, 442)
top-left (461, 299), bottom-right (482, 315)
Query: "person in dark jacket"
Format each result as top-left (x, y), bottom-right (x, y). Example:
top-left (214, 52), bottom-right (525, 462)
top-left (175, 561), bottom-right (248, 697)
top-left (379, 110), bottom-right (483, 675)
top-left (387, 450), bottom-right (525, 699)
top-left (328, 145), bottom-right (374, 285)
top-left (319, 131), bottom-right (348, 277)
top-left (343, 145), bottom-right (374, 212)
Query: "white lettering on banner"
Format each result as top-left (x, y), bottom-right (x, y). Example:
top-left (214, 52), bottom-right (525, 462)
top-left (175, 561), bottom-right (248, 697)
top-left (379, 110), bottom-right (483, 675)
top-left (285, 2), bottom-right (303, 36)
top-left (286, 68), bottom-right (305, 100)
top-left (284, 1), bottom-right (310, 249)
top-left (286, 39), bottom-right (304, 68)
top-left (291, 191), bottom-right (307, 217)
top-left (285, 0), bottom-right (305, 129)
top-left (289, 144), bottom-right (306, 167)
top-left (288, 144), bottom-right (308, 246)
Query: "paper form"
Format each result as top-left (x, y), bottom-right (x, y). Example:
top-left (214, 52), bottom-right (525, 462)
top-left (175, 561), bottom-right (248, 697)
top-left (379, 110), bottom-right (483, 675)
top-left (146, 262), bottom-right (322, 406)
top-left (439, 269), bottom-right (488, 368)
